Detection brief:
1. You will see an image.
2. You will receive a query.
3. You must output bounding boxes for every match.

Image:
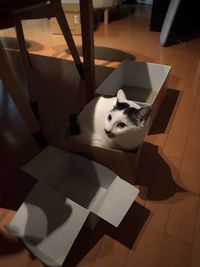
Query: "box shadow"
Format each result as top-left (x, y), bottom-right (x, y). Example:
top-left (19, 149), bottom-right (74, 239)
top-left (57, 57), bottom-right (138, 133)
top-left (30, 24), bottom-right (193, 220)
top-left (64, 201), bottom-right (150, 267)
top-left (149, 88), bottom-right (180, 134)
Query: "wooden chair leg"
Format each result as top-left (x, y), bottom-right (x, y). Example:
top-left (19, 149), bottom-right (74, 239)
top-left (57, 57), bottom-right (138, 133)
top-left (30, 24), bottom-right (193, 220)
top-left (104, 7), bottom-right (109, 24)
top-left (14, 18), bottom-right (34, 100)
top-left (0, 41), bottom-right (47, 145)
top-left (54, 0), bottom-right (84, 78)
top-left (15, 17), bottom-right (40, 119)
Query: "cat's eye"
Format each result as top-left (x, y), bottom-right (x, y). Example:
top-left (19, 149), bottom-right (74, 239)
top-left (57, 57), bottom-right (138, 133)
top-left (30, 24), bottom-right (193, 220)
top-left (108, 114), bottom-right (112, 121)
top-left (117, 122), bottom-right (126, 128)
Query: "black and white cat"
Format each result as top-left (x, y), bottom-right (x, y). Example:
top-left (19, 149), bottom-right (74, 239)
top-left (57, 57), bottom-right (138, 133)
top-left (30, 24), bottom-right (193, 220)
top-left (69, 89), bottom-right (152, 151)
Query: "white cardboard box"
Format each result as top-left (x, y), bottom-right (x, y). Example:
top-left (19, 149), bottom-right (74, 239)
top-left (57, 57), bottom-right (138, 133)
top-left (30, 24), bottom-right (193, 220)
top-left (60, 59), bottom-right (171, 183)
top-left (7, 146), bottom-right (139, 267)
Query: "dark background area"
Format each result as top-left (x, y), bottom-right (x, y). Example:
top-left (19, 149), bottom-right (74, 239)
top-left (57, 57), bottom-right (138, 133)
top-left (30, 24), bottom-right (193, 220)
top-left (123, 0), bottom-right (200, 35)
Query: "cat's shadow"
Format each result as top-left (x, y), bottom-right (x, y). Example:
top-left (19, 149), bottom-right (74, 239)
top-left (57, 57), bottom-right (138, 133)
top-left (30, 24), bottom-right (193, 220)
top-left (135, 142), bottom-right (186, 201)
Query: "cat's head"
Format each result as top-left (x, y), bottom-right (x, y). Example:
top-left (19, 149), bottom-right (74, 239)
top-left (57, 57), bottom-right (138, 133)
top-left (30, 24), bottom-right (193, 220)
top-left (104, 89), bottom-right (152, 138)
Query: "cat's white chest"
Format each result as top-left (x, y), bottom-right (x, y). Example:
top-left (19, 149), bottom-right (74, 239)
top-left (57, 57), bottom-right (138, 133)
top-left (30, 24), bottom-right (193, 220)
top-left (73, 96), bottom-right (116, 147)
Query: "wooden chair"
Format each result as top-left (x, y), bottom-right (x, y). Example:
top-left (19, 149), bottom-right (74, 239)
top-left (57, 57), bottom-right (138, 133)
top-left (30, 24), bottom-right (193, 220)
top-left (0, 0), bottom-right (84, 118)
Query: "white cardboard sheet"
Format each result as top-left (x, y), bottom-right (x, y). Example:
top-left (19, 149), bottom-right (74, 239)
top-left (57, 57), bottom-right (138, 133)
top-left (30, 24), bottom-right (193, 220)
top-left (7, 146), bottom-right (139, 266)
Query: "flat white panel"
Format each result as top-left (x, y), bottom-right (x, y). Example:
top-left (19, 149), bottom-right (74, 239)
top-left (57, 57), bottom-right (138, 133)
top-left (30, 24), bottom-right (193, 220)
top-left (91, 177), bottom-right (139, 227)
top-left (7, 182), bottom-right (89, 267)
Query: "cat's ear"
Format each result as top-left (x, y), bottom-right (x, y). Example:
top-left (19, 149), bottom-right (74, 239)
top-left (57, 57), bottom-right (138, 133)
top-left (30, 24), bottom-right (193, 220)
top-left (116, 89), bottom-right (127, 102)
top-left (125, 106), bottom-right (152, 125)
top-left (134, 106), bottom-right (152, 125)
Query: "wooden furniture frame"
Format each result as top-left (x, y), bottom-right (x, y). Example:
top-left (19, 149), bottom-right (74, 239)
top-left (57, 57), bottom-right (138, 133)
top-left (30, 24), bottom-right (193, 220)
top-left (11, 0), bottom-right (84, 115)
top-left (0, 0), bottom-right (95, 143)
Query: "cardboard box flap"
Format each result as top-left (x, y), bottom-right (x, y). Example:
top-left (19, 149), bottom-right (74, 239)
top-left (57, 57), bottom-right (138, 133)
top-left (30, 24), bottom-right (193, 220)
top-left (22, 146), bottom-right (67, 183)
top-left (91, 177), bottom-right (139, 227)
top-left (6, 182), bottom-right (89, 267)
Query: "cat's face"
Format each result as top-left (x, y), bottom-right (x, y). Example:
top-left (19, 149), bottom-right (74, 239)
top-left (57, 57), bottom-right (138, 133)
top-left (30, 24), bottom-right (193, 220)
top-left (104, 89), bottom-right (152, 139)
top-left (104, 109), bottom-right (135, 138)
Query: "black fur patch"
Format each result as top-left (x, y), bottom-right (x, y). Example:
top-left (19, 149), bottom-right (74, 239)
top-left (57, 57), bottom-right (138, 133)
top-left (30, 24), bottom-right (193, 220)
top-left (123, 107), bottom-right (140, 125)
top-left (115, 101), bottom-right (130, 110)
top-left (123, 107), bottom-right (137, 116)
top-left (69, 113), bottom-right (81, 136)
top-left (124, 106), bottom-right (153, 126)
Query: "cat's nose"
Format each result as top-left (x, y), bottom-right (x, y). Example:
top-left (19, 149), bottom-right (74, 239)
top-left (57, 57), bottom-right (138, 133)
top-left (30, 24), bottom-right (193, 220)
top-left (105, 129), bottom-right (111, 135)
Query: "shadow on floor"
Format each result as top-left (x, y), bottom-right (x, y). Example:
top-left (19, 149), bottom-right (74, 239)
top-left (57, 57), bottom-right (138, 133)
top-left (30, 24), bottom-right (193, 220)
top-left (0, 36), bottom-right (44, 52)
top-left (64, 201), bottom-right (150, 267)
top-left (64, 45), bottom-right (136, 63)
top-left (149, 88), bottom-right (180, 134)
top-left (135, 142), bottom-right (186, 201)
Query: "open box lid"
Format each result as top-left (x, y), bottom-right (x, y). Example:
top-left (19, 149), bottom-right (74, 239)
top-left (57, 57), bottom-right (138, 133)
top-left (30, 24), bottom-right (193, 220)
top-left (7, 146), bottom-right (139, 266)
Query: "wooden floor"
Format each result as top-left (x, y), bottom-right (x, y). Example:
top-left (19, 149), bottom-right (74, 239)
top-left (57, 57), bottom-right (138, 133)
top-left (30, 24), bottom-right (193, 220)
top-left (0, 4), bottom-right (200, 267)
